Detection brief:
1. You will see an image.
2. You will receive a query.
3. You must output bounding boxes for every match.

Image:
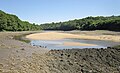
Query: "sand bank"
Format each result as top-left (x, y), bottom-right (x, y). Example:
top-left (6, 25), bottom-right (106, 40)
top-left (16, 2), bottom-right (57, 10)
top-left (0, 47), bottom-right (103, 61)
top-left (63, 42), bottom-right (97, 46)
top-left (26, 31), bottom-right (120, 42)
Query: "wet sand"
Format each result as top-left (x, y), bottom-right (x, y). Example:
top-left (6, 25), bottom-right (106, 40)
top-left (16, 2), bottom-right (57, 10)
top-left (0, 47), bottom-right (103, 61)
top-left (63, 42), bottom-right (98, 46)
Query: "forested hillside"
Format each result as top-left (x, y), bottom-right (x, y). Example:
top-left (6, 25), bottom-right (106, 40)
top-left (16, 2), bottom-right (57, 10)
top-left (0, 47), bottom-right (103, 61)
top-left (40, 16), bottom-right (120, 31)
top-left (1, 10), bottom-right (120, 31)
top-left (0, 10), bottom-right (41, 31)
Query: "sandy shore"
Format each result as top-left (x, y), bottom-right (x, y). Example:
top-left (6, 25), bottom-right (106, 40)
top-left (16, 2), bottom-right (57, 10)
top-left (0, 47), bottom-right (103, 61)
top-left (26, 32), bottom-right (79, 40)
top-left (26, 32), bottom-right (99, 46)
top-left (63, 42), bottom-right (98, 46)
top-left (26, 31), bottom-right (120, 42)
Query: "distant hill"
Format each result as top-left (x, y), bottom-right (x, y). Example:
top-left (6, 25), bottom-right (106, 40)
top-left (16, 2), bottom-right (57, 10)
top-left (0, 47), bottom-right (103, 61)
top-left (40, 15), bottom-right (120, 31)
top-left (1, 10), bottom-right (120, 31)
top-left (0, 10), bottom-right (41, 31)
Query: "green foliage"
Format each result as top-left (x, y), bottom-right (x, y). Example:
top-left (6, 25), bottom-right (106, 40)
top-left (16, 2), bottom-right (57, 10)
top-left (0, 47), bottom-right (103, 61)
top-left (0, 10), bottom-right (41, 31)
top-left (1, 10), bottom-right (119, 31)
top-left (14, 34), bottom-right (30, 43)
top-left (40, 16), bottom-right (120, 31)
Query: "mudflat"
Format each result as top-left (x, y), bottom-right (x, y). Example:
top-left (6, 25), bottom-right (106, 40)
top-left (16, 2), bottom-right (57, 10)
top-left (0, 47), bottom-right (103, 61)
top-left (0, 31), bottom-right (50, 73)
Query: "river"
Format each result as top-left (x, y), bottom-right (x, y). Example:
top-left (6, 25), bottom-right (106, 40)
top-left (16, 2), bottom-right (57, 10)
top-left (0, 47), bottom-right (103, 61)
top-left (30, 38), bottom-right (120, 49)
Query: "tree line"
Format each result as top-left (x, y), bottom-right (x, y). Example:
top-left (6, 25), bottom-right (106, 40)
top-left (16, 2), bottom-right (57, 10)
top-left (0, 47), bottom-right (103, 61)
top-left (0, 10), bottom-right (120, 31)
top-left (0, 10), bottom-right (41, 31)
top-left (40, 16), bottom-right (120, 31)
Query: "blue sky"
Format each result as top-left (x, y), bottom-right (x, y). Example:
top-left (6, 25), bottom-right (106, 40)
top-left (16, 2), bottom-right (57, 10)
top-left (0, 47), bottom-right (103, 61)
top-left (0, 0), bottom-right (120, 24)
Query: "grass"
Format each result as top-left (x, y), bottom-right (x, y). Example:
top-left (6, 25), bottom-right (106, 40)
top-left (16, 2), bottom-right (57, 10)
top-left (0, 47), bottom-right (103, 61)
top-left (13, 33), bottom-right (32, 43)
top-left (113, 45), bottom-right (120, 48)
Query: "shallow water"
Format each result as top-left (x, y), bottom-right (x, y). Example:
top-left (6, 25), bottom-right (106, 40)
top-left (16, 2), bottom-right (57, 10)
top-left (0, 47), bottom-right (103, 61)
top-left (30, 39), bottom-right (120, 49)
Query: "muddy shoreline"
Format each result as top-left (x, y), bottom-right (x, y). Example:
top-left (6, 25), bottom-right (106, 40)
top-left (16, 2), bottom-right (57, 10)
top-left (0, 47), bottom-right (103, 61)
top-left (46, 47), bottom-right (120, 73)
top-left (0, 31), bottom-right (120, 73)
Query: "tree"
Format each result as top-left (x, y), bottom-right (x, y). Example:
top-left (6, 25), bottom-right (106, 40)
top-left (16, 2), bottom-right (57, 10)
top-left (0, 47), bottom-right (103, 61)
top-left (0, 10), bottom-right (42, 31)
top-left (40, 15), bottom-right (120, 31)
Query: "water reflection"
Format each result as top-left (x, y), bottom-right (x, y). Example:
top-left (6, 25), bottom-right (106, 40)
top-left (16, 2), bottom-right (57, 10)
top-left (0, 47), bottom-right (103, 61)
top-left (30, 39), bottom-right (119, 49)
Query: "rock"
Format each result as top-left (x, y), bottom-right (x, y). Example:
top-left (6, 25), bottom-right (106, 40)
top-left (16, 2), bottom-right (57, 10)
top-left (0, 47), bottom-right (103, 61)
top-left (0, 64), bottom-right (3, 68)
top-left (16, 50), bottom-right (19, 52)
top-left (60, 60), bottom-right (63, 62)
top-left (21, 48), bottom-right (25, 50)
top-left (0, 69), bottom-right (2, 72)
top-left (67, 55), bottom-right (70, 57)
top-left (61, 54), bottom-right (63, 56)
top-left (11, 62), bottom-right (15, 66)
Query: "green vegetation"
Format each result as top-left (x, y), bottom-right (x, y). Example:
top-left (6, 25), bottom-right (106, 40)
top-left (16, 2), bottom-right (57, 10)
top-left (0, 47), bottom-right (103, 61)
top-left (113, 45), bottom-right (120, 49)
top-left (14, 33), bottom-right (31, 43)
top-left (0, 10), bottom-right (120, 31)
top-left (0, 10), bottom-right (41, 31)
top-left (40, 16), bottom-right (120, 31)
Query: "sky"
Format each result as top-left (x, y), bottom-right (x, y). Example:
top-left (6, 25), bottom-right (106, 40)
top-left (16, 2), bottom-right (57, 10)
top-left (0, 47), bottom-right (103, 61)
top-left (0, 0), bottom-right (120, 24)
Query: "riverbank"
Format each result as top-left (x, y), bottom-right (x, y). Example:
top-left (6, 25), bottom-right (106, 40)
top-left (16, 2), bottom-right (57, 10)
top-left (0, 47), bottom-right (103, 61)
top-left (0, 31), bottom-right (49, 57)
top-left (0, 31), bottom-right (120, 73)
top-left (46, 47), bottom-right (120, 73)
top-left (0, 31), bottom-right (50, 73)
top-left (26, 31), bottom-right (120, 47)
top-left (26, 30), bottom-right (120, 42)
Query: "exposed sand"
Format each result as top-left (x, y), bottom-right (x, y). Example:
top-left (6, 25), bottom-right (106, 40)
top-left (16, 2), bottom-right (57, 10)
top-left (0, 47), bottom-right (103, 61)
top-left (26, 32), bottom-right (79, 40)
top-left (26, 31), bottom-right (120, 42)
top-left (63, 42), bottom-right (98, 46)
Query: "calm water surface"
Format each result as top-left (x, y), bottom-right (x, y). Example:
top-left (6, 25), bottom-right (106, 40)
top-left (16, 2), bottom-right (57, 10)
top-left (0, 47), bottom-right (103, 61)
top-left (30, 39), bottom-right (120, 49)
